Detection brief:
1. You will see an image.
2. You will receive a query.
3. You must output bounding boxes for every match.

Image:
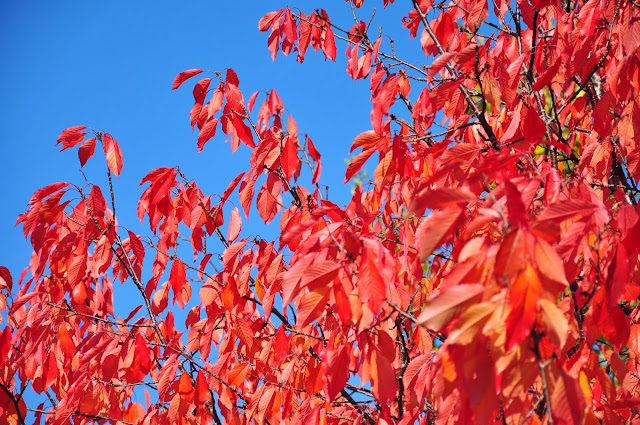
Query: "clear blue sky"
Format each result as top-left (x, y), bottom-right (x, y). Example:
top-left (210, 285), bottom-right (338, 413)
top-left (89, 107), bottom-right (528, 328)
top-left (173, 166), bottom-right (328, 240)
top-left (0, 1), bottom-right (417, 288)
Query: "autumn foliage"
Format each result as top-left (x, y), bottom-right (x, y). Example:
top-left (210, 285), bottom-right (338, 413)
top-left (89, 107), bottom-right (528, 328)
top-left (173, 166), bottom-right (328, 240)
top-left (3, 0), bottom-right (640, 423)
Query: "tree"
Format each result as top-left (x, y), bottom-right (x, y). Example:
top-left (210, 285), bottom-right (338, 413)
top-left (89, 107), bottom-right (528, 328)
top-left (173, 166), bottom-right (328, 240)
top-left (2, 0), bottom-right (640, 423)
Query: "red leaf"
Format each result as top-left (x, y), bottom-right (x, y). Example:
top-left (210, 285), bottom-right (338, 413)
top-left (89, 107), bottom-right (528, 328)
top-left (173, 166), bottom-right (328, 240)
top-left (239, 175), bottom-right (256, 219)
top-left (307, 136), bottom-right (321, 161)
top-left (221, 172), bottom-right (246, 205)
top-left (169, 260), bottom-right (187, 296)
top-left (127, 231), bottom-right (146, 264)
top-left (428, 52), bottom-right (455, 81)
top-left (172, 69), bottom-right (203, 90)
top-left (307, 137), bottom-right (322, 184)
top-left (281, 137), bottom-right (300, 181)
top-left (322, 27), bottom-right (337, 61)
top-left (222, 240), bottom-right (246, 268)
top-left (57, 125), bottom-right (86, 150)
top-left (231, 113), bottom-right (255, 148)
top-left (297, 11), bottom-right (312, 62)
top-left (247, 91), bottom-right (259, 112)
top-left (629, 324), bottom-right (640, 359)
top-left (193, 78), bottom-right (211, 103)
top-left (27, 182), bottom-right (69, 206)
top-left (103, 133), bottom-right (123, 176)
top-left (168, 394), bottom-right (191, 422)
top-left (369, 346), bottom-right (398, 405)
top-left (135, 333), bottom-right (151, 374)
top-left (274, 326), bottom-right (289, 365)
top-left (609, 245), bottom-right (629, 308)
top-left (197, 118), bottom-right (218, 152)
top-left (539, 299), bottom-right (569, 349)
top-left (539, 200), bottom-right (598, 221)
top-left (505, 264), bottom-right (541, 349)
top-left (504, 179), bottom-right (527, 227)
top-left (532, 57), bottom-right (562, 91)
top-left (312, 159), bottom-right (322, 185)
top-left (350, 130), bottom-right (382, 153)
top-left (415, 208), bottom-right (463, 261)
top-left (235, 317), bottom-right (254, 351)
top-left (78, 137), bottom-right (96, 167)
top-left (321, 345), bottom-right (350, 402)
top-left (258, 9), bottom-right (284, 32)
top-left (437, 143), bottom-right (480, 170)
top-left (359, 247), bottom-right (387, 312)
top-left (345, 146), bottom-right (376, 183)
top-left (256, 176), bottom-right (281, 224)
top-left (410, 186), bottom-right (476, 213)
top-left (0, 266), bottom-right (12, 292)
top-left (226, 207), bottom-right (242, 243)
top-left (226, 68), bottom-right (240, 87)
top-left (93, 235), bottom-right (113, 275)
top-left (301, 260), bottom-right (340, 291)
top-left (0, 327), bottom-right (12, 367)
top-left (152, 282), bottom-right (169, 315)
top-left (534, 237), bottom-right (568, 286)
top-left (466, 0), bottom-right (487, 27)
top-left (195, 370), bottom-right (209, 404)
top-left (522, 106), bottom-right (546, 144)
top-left (296, 285), bottom-right (330, 328)
top-left (45, 350), bottom-right (57, 391)
top-left (549, 366), bottom-right (587, 425)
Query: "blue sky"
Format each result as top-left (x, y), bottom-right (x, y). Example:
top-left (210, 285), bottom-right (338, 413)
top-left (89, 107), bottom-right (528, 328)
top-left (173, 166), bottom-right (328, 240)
top-left (0, 1), bottom-right (417, 287)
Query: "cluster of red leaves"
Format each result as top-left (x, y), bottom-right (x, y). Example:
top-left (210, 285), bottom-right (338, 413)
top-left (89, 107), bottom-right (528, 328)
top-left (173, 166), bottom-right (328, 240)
top-left (2, 0), bottom-right (640, 424)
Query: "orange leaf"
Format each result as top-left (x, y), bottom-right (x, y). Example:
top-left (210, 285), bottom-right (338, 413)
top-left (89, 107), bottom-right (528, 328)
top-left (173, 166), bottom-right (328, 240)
top-left (178, 373), bottom-right (194, 400)
top-left (506, 264), bottom-right (541, 349)
top-left (534, 237), bottom-right (568, 286)
top-left (58, 325), bottom-right (76, 358)
top-left (228, 362), bottom-right (250, 387)
top-left (538, 299), bottom-right (569, 349)
top-left (446, 302), bottom-right (493, 345)
top-left (416, 284), bottom-right (486, 330)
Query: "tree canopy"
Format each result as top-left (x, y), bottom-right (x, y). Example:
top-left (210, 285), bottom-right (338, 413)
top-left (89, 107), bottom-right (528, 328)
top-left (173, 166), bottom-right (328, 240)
top-left (2, 0), bottom-right (640, 424)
